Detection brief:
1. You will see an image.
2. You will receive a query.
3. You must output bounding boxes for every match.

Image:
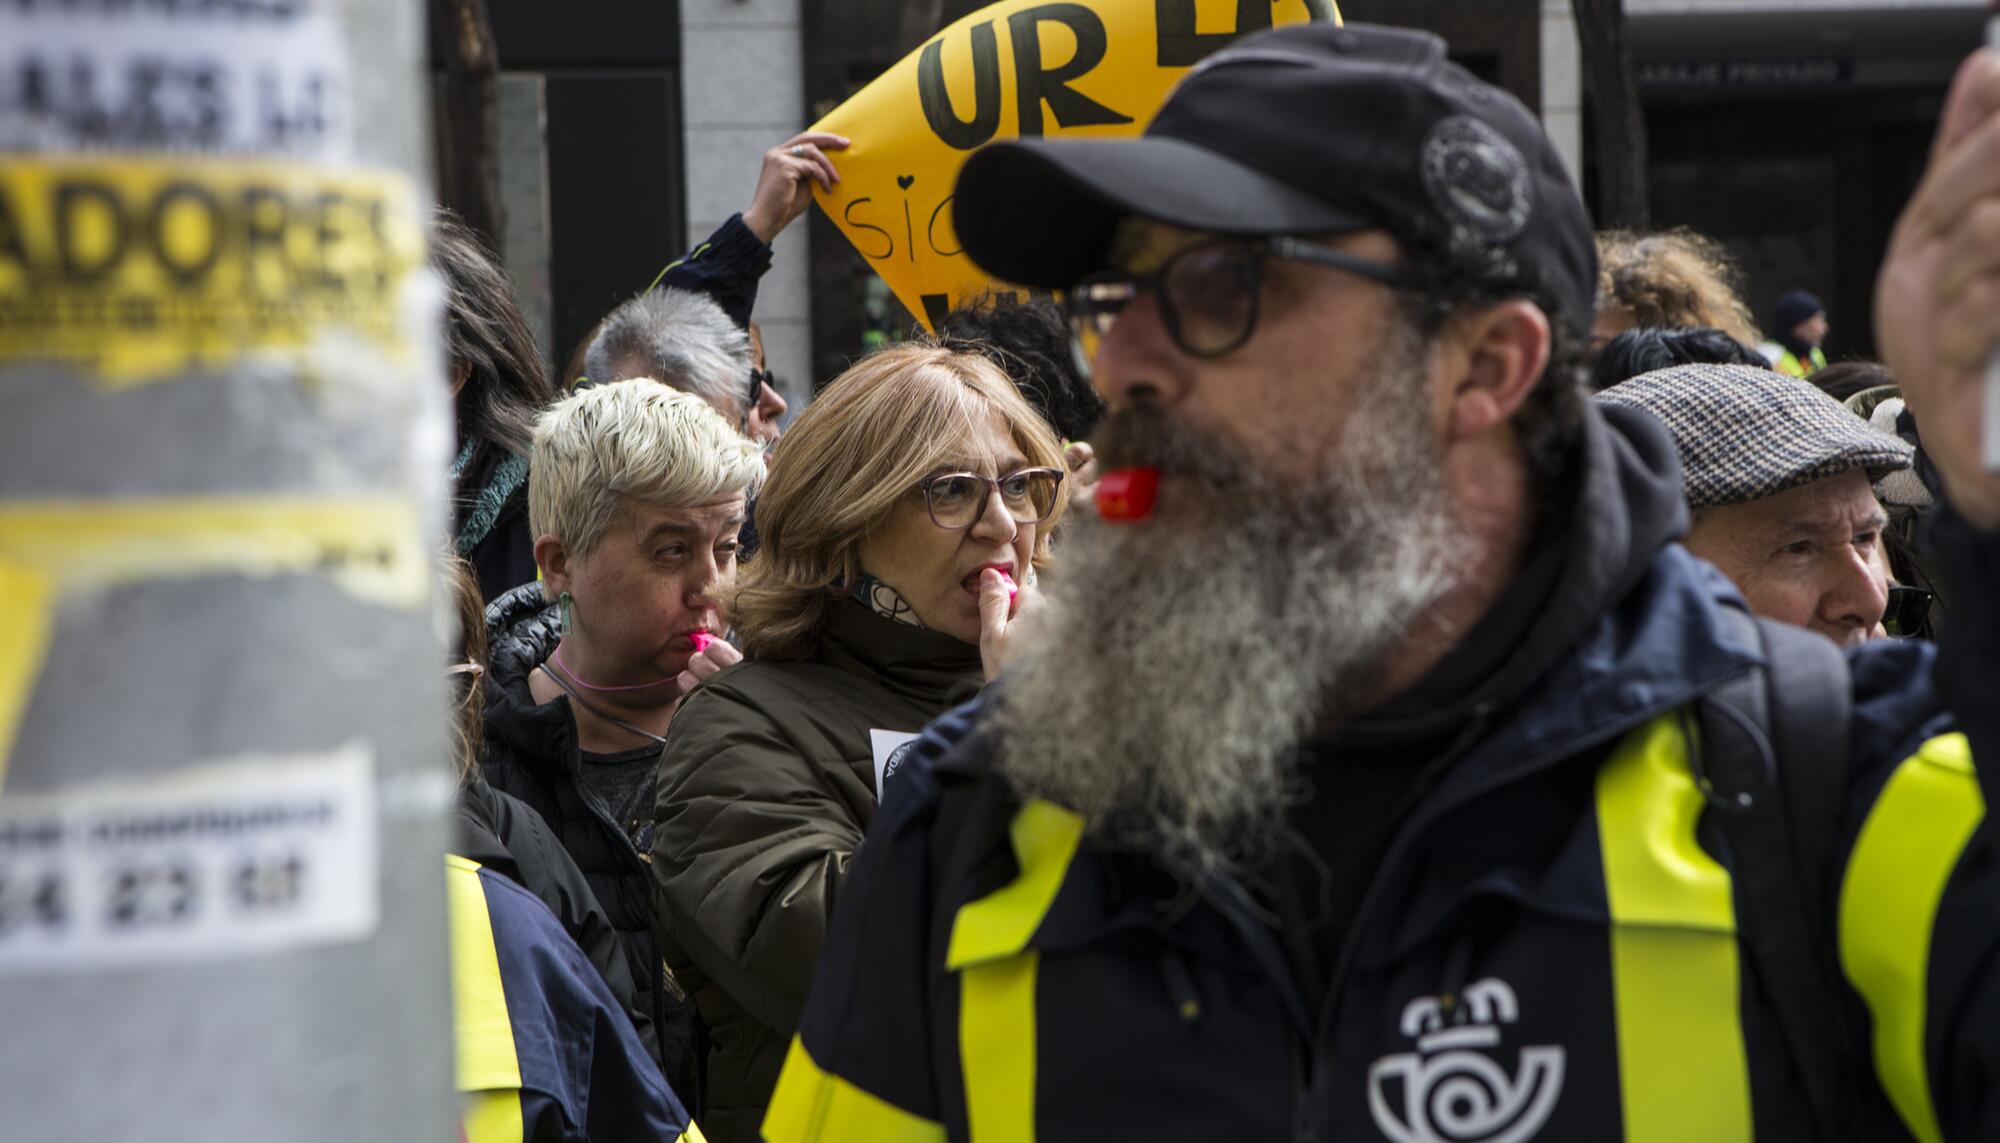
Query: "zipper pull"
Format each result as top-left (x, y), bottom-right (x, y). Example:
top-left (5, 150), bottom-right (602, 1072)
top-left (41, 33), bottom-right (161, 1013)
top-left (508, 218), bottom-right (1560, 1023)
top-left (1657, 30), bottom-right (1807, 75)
top-left (1290, 1040), bottom-right (1319, 1141)
top-left (1159, 948), bottom-right (1202, 1023)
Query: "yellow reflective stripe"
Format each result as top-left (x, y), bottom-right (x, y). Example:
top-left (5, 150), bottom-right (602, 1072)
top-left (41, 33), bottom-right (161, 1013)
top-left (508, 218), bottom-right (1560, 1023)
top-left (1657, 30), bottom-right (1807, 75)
top-left (0, 559), bottom-right (55, 793)
top-left (460, 1090), bottom-right (524, 1143)
top-left (763, 1035), bottom-right (946, 1143)
top-left (645, 242), bottom-right (707, 294)
top-left (0, 497), bottom-right (427, 606)
top-left (945, 799), bottom-right (1083, 968)
top-left (676, 1120), bottom-right (711, 1143)
top-left (1597, 715), bottom-right (1752, 1142)
top-left (1839, 733), bottom-right (1982, 1143)
top-left (446, 854), bottom-right (524, 1093)
top-left (961, 952), bottom-right (1038, 1143)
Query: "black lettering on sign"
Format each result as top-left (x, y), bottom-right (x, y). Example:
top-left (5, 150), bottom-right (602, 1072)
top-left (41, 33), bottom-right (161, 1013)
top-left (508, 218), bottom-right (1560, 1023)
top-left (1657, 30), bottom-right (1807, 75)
top-left (148, 181), bottom-right (227, 286)
top-left (0, 187), bottom-right (27, 270)
top-left (240, 183), bottom-right (291, 294)
top-left (919, 21), bottom-right (1004, 151)
top-left (1155, 0), bottom-right (1334, 67)
top-left (927, 195), bottom-right (962, 257)
top-left (921, 293), bottom-right (955, 329)
top-left (924, 289), bottom-right (1023, 329)
top-left (55, 180), bottom-right (128, 284)
top-left (1009, 4), bottom-right (1134, 136)
top-left (106, 860), bottom-right (198, 929)
top-left (0, 870), bottom-right (65, 935)
top-left (843, 198), bottom-right (895, 260)
top-left (234, 853), bottom-right (304, 912)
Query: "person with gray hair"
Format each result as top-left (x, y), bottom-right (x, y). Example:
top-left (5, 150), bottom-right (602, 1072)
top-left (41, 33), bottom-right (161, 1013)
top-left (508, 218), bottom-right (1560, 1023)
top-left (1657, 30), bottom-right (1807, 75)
top-left (1596, 363), bottom-right (1914, 645)
top-left (583, 285), bottom-right (761, 418)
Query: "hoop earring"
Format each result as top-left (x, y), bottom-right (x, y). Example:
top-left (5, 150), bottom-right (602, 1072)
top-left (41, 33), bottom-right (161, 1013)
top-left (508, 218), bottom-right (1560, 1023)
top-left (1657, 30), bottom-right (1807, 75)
top-left (558, 590), bottom-right (574, 636)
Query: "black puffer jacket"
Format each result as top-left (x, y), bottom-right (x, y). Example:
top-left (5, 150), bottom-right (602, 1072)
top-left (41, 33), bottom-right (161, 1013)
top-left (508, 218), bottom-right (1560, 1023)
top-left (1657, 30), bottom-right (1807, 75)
top-left (480, 582), bottom-right (699, 1103)
top-left (454, 779), bottom-right (641, 1024)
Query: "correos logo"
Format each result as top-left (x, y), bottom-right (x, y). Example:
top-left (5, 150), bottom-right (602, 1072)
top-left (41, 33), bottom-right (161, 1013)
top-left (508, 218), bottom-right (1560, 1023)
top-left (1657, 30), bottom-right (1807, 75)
top-left (1366, 978), bottom-right (1565, 1143)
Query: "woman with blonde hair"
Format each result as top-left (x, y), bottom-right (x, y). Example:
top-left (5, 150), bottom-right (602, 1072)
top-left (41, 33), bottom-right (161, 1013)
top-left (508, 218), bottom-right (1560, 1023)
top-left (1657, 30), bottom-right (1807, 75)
top-left (1594, 228), bottom-right (1761, 350)
top-left (483, 378), bottom-right (766, 1104)
top-left (649, 342), bottom-right (1068, 1142)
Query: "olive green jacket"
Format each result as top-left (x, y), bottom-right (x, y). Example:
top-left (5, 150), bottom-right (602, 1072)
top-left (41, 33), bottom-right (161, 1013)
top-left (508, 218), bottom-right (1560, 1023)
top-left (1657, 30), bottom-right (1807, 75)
top-left (649, 599), bottom-right (982, 1143)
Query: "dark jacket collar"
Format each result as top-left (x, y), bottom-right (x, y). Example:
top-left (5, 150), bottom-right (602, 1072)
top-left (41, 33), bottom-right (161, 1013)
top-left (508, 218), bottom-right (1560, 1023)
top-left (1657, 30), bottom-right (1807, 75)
top-left (1340, 400), bottom-right (1757, 797)
top-left (1335, 401), bottom-right (1695, 747)
top-left (810, 597), bottom-right (985, 710)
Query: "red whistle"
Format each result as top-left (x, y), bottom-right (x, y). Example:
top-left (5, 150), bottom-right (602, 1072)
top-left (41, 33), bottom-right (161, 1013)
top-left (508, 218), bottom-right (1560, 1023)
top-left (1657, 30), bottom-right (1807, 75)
top-left (690, 631), bottom-right (713, 653)
top-left (1096, 467), bottom-right (1160, 522)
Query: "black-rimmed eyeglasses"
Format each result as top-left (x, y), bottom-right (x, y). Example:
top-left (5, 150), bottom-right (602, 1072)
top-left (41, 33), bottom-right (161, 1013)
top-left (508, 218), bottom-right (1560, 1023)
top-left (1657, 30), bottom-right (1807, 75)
top-left (1884, 584), bottom-right (1938, 641)
top-left (1065, 236), bottom-right (1409, 376)
top-left (747, 367), bottom-right (775, 416)
top-left (918, 468), bottom-right (1065, 531)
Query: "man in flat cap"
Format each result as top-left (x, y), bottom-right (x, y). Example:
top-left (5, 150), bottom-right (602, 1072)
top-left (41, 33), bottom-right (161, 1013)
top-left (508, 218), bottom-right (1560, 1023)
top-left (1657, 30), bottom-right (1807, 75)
top-left (766, 22), bottom-right (2000, 1143)
top-left (1598, 363), bottom-right (1913, 646)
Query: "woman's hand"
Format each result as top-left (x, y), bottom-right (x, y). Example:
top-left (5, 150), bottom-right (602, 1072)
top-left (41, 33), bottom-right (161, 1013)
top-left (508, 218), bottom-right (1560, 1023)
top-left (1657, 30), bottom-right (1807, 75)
top-left (978, 568), bottom-right (1037, 682)
top-left (676, 637), bottom-right (743, 695)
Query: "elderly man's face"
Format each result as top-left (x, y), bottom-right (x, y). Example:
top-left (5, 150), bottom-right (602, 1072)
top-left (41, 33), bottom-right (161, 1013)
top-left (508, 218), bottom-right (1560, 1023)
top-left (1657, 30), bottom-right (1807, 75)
top-left (1685, 468), bottom-right (1889, 646)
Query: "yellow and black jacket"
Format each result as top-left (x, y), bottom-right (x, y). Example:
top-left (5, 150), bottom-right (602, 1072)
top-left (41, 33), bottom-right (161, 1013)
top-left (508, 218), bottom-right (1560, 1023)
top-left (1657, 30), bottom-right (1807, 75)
top-left (447, 854), bottom-right (704, 1143)
top-left (765, 406), bottom-right (2000, 1142)
top-left (1775, 345), bottom-right (1830, 378)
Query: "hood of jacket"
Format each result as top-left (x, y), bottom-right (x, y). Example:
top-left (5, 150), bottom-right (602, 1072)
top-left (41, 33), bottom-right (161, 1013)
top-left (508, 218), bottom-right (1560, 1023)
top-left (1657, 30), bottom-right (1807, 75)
top-left (1335, 399), bottom-right (1698, 750)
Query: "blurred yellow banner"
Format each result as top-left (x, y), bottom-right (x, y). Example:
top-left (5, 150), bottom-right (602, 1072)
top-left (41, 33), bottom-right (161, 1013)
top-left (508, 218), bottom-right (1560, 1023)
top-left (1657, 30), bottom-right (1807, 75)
top-left (812, 0), bottom-right (1338, 329)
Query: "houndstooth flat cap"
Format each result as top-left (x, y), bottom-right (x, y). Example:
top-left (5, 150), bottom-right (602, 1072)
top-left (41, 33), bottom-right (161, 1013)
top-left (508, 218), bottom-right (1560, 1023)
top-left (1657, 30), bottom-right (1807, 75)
top-left (1595, 364), bottom-right (1914, 509)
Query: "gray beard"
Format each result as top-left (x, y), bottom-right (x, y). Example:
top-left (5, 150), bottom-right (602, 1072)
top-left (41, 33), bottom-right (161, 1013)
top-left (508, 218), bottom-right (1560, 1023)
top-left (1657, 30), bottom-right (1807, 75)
top-left (993, 349), bottom-right (1464, 873)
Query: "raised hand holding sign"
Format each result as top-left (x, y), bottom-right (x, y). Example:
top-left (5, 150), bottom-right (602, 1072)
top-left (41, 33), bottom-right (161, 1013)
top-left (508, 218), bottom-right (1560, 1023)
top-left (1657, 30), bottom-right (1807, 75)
top-left (811, 0), bottom-right (1338, 329)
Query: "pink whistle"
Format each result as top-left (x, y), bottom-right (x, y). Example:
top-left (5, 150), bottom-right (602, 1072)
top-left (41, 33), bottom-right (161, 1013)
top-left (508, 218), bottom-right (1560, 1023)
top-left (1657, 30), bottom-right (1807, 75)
top-left (690, 631), bottom-right (713, 653)
top-left (999, 570), bottom-right (1018, 606)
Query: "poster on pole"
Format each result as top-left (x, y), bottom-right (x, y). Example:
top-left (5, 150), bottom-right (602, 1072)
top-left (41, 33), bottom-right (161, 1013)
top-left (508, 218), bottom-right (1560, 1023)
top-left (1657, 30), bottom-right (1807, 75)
top-left (811, 0), bottom-right (1339, 329)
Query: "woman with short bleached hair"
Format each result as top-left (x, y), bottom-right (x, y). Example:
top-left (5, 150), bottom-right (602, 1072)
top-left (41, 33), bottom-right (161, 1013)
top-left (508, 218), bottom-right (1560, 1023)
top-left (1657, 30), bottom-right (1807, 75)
top-left (483, 377), bottom-right (764, 1106)
top-left (649, 343), bottom-right (1068, 1142)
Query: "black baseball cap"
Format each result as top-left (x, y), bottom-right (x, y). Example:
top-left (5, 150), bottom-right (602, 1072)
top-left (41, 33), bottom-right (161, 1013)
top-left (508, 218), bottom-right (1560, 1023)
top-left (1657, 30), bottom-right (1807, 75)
top-left (952, 23), bottom-right (1598, 338)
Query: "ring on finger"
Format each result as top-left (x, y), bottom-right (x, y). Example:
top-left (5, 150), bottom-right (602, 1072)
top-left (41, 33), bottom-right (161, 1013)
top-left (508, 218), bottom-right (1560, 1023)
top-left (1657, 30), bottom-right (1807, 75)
top-left (788, 145), bottom-right (807, 157)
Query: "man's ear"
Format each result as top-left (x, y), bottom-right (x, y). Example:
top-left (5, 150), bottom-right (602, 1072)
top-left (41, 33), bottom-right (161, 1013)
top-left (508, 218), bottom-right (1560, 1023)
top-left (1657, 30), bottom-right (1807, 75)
top-left (534, 535), bottom-right (571, 594)
top-left (1444, 299), bottom-right (1551, 444)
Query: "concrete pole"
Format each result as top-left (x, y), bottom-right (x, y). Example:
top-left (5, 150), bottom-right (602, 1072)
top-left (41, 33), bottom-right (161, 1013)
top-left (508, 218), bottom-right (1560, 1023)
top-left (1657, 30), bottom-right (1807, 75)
top-left (681, 0), bottom-right (813, 409)
top-left (0, 1), bottom-right (458, 1139)
top-left (1541, 0), bottom-right (1587, 193)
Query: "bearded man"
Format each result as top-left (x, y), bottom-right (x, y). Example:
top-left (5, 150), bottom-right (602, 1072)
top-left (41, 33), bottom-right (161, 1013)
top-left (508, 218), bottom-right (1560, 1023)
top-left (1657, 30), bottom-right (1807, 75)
top-left (765, 24), bottom-right (2000, 1143)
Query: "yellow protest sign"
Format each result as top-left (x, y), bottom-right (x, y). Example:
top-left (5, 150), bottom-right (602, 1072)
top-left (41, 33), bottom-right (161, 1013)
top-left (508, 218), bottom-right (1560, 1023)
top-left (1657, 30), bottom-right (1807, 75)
top-left (812, 0), bottom-right (1339, 328)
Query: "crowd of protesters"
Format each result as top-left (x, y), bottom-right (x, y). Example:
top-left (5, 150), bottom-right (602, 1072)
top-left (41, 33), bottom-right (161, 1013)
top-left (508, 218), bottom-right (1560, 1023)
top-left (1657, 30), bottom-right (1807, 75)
top-left (433, 22), bottom-right (2000, 1143)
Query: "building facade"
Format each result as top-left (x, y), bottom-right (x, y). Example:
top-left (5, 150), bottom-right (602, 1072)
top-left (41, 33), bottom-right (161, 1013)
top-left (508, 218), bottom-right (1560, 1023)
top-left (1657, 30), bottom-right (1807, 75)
top-left (450, 0), bottom-right (1979, 399)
